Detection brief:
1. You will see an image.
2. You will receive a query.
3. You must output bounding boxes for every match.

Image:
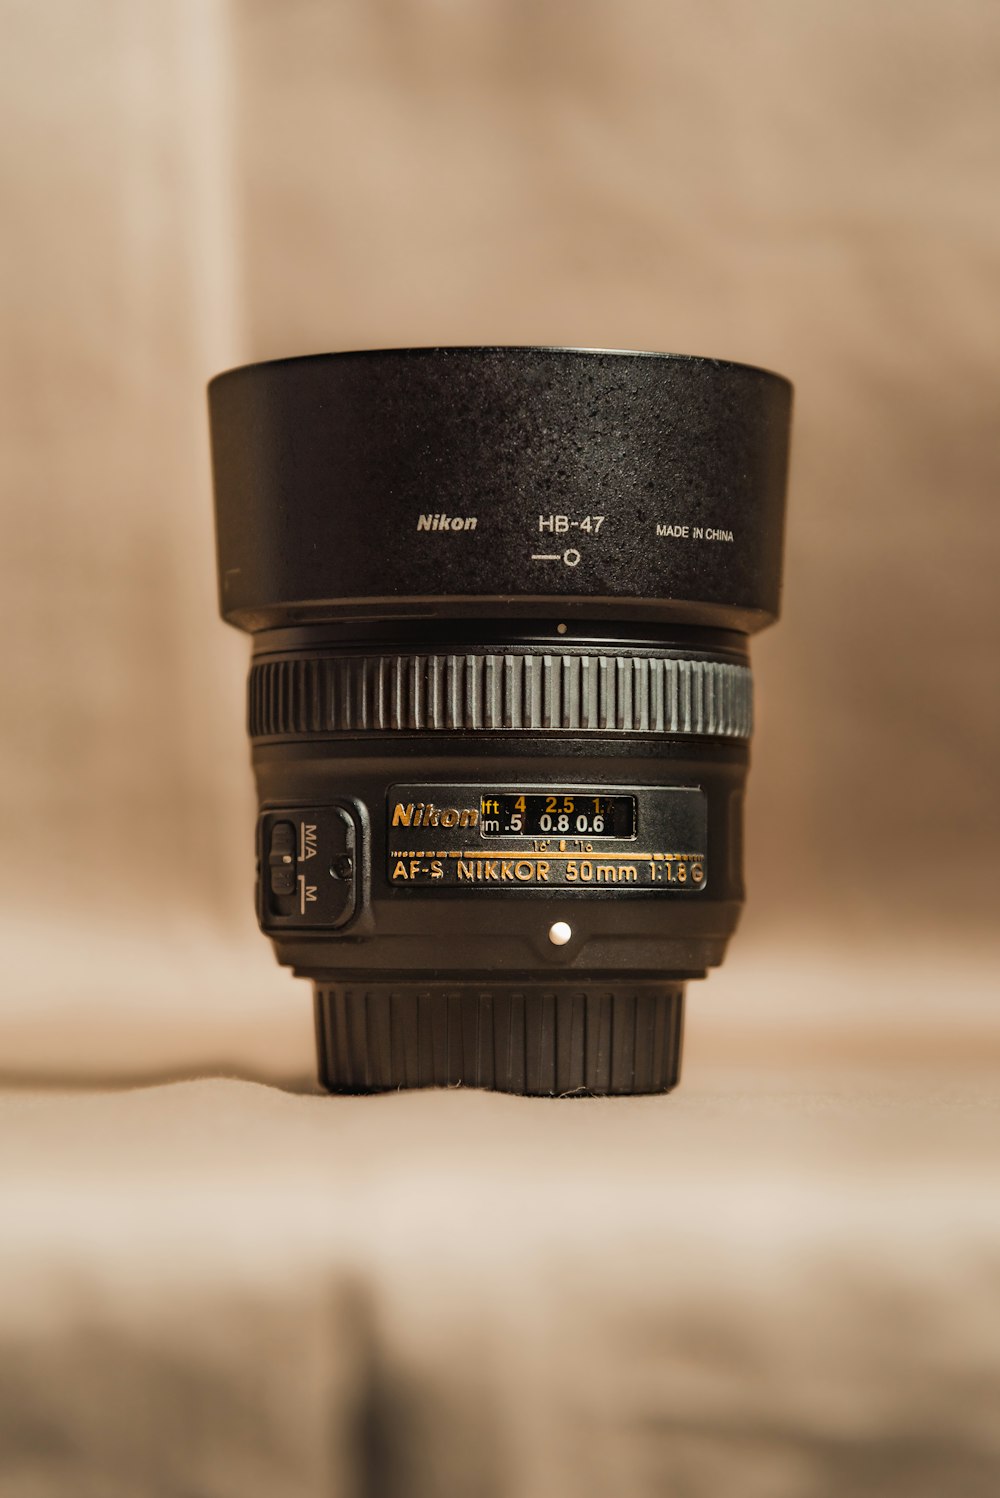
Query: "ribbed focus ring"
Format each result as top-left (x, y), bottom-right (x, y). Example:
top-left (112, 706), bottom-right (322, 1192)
top-left (250, 652), bottom-right (752, 739)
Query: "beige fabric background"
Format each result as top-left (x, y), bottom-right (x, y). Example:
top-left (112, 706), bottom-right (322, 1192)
top-left (1, 3), bottom-right (999, 1494)
top-left (1, 0), bottom-right (997, 1083)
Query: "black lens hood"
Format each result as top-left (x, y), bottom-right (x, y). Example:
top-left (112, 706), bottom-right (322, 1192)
top-left (210, 346), bottom-right (791, 634)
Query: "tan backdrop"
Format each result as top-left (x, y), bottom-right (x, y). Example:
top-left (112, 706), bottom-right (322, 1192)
top-left (2, 8), bottom-right (1000, 1497)
top-left (1, 0), bottom-right (998, 1080)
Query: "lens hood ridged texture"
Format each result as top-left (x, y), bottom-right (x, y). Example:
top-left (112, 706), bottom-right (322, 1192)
top-left (249, 651), bottom-right (752, 738)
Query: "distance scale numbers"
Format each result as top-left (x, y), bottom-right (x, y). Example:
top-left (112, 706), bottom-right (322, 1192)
top-left (480, 793), bottom-right (635, 839)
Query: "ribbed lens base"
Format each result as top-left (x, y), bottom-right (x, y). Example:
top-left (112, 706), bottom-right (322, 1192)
top-left (313, 982), bottom-right (684, 1096)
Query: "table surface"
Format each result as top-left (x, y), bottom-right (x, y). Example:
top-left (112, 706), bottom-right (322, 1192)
top-left (2, 1069), bottom-right (998, 1498)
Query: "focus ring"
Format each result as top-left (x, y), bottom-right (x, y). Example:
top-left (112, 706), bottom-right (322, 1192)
top-left (249, 652), bottom-right (752, 739)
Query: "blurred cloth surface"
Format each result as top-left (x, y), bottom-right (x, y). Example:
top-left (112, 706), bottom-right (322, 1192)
top-left (1, 1), bottom-right (999, 1494)
top-left (2, 1076), bottom-right (999, 1498)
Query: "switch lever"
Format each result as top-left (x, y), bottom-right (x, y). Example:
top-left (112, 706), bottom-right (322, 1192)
top-left (268, 821), bottom-right (296, 896)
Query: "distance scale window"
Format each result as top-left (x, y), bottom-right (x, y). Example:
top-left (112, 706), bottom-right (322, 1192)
top-left (479, 793), bottom-right (636, 839)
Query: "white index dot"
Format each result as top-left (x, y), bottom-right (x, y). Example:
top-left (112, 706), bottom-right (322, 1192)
top-left (548, 921), bottom-right (572, 946)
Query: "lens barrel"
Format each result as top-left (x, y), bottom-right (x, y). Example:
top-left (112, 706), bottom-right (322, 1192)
top-left (209, 347), bottom-right (791, 1095)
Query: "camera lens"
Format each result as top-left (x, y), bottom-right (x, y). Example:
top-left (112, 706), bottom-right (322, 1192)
top-left (209, 347), bottom-right (792, 1095)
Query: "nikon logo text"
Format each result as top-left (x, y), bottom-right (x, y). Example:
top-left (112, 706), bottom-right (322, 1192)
top-left (416, 514), bottom-right (478, 532)
top-left (392, 802), bottom-right (479, 829)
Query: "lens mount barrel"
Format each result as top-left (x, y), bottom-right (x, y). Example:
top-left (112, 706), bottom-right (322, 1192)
top-left (209, 347), bottom-right (791, 1096)
top-left (314, 981), bottom-right (685, 1097)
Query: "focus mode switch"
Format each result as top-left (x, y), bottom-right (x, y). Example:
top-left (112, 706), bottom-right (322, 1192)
top-left (259, 806), bottom-right (361, 931)
top-left (268, 821), bottom-right (297, 896)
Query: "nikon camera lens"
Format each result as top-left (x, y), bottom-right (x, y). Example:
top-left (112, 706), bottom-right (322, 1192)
top-left (209, 347), bottom-right (791, 1096)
